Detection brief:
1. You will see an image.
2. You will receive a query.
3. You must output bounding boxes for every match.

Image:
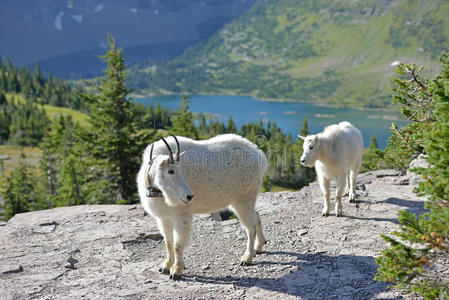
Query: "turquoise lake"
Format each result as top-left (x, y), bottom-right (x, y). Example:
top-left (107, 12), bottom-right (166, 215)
top-left (135, 94), bottom-right (408, 149)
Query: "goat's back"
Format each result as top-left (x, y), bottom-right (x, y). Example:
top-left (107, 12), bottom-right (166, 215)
top-left (319, 122), bottom-right (363, 169)
top-left (142, 134), bottom-right (267, 213)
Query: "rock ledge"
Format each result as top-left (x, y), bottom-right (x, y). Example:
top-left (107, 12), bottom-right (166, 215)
top-left (0, 170), bottom-right (429, 299)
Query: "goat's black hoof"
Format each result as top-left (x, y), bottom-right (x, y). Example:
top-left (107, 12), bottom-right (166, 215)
top-left (159, 268), bottom-right (170, 275)
top-left (240, 261), bottom-right (252, 267)
top-left (169, 274), bottom-right (181, 281)
top-left (321, 213), bottom-right (329, 217)
top-left (256, 250), bottom-right (263, 255)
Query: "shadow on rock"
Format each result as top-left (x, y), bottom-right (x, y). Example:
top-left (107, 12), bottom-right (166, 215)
top-left (344, 215), bottom-right (400, 224)
top-left (382, 197), bottom-right (427, 216)
top-left (186, 252), bottom-right (395, 299)
top-left (345, 196), bottom-right (428, 224)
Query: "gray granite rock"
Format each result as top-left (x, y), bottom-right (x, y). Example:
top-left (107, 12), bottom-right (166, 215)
top-left (407, 154), bottom-right (429, 185)
top-left (0, 172), bottom-right (433, 299)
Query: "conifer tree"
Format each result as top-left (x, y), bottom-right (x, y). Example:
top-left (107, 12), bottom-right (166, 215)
top-left (299, 117), bottom-right (309, 138)
top-left (8, 101), bottom-right (49, 146)
top-left (56, 117), bottom-right (86, 207)
top-left (361, 135), bottom-right (384, 172)
top-left (9, 73), bottom-right (20, 92)
top-left (1, 153), bottom-right (36, 220)
top-left (198, 114), bottom-right (208, 135)
top-left (169, 94), bottom-right (198, 139)
top-left (227, 116), bottom-right (238, 133)
top-left (0, 70), bottom-right (6, 91)
top-left (0, 106), bottom-right (9, 143)
top-left (375, 54), bottom-right (449, 299)
top-left (0, 92), bottom-right (6, 105)
top-left (33, 61), bottom-right (44, 96)
top-left (296, 118), bottom-right (315, 183)
top-left (79, 36), bottom-right (149, 204)
top-left (37, 116), bottom-right (86, 207)
top-left (55, 154), bottom-right (84, 207)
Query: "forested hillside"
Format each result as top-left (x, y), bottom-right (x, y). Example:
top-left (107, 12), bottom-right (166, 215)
top-left (0, 43), bottom-right (317, 220)
top-left (0, 59), bottom-right (86, 146)
top-left (129, 0), bottom-right (449, 108)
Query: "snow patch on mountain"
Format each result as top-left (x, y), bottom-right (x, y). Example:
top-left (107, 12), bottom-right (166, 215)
top-left (390, 60), bottom-right (400, 67)
top-left (93, 4), bottom-right (104, 13)
top-left (70, 14), bottom-right (83, 23)
top-left (54, 12), bottom-right (64, 31)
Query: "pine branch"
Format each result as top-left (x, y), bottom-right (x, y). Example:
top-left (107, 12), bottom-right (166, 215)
top-left (391, 123), bottom-right (426, 154)
top-left (405, 66), bottom-right (427, 91)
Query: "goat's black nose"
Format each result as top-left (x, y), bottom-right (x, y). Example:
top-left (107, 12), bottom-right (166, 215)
top-left (301, 159), bottom-right (305, 164)
top-left (187, 195), bottom-right (194, 201)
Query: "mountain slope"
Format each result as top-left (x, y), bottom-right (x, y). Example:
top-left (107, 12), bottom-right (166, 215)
top-left (129, 0), bottom-right (449, 108)
top-left (0, 0), bottom-right (256, 77)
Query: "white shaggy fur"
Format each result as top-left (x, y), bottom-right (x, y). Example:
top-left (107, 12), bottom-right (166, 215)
top-left (299, 121), bottom-right (363, 217)
top-left (137, 134), bottom-right (268, 279)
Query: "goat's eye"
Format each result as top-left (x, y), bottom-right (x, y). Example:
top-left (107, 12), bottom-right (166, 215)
top-left (309, 145), bottom-right (314, 150)
top-left (168, 170), bottom-right (175, 175)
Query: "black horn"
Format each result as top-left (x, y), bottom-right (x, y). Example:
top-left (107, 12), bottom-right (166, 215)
top-left (169, 134), bottom-right (181, 161)
top-left (149, 143), bottom-right (154, 164)
top-left (160, 136), bottom-right (175, 163)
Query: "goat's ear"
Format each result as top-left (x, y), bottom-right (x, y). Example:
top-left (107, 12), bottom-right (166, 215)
top-left (158, 157), bottom-right (170, 168)
top-left (314, 136), bottom-right (319, 143)
top-left (297, 135), bottom-right (306, 140)
top-left (176, 151), bottom-right (187, 164)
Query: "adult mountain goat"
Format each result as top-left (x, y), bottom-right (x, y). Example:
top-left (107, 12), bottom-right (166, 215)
top-left (137, 134), bottom-right (268, 280)
top-left (299, 121), bottom-right (363, 217)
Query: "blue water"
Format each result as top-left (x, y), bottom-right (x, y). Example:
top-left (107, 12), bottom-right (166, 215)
top-left (135, 94), bottom-right (407, 148)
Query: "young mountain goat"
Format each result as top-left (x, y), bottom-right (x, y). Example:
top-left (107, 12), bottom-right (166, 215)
top-left (137, 134), bottom-right (267, 280)
top-left (299, 121), bottom-right (363, 217)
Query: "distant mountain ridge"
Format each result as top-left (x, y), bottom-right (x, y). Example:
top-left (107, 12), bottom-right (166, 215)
top-left (129, 0), bottom-right (449, 108)
top-left (0, 0), bottom-right (256, 77)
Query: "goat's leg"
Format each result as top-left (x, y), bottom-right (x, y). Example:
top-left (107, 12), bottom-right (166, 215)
top-left (230, 200), bottom-right (257, 266)
top-left (348, 169), bottom-right (357, 203)
top-left (335, 173), bottom-right (346, 217)
top-left (318, 175), bottom-right (331, 216)
top-left (156, 218), bottom-right (174, 274)
top-left (254, 210), bottom-right (266, 254)
top-left (344, 170), bottom-right (350, 196)
top-left (170, 214), bottom-right (192, 280)
top-left (349, 157), bottom-right (361, 203)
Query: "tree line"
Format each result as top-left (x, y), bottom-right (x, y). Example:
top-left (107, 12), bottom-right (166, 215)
top-left (0, 58), bottom-right (85, 109)
top-left (0, 56), bottom-right (86, 145)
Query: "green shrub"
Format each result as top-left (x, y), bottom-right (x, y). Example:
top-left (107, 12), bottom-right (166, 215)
top-left (375, 54), bottom-right (449, 299)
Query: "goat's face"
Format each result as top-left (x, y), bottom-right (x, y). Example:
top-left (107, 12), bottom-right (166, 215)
top-left (299, 135), bottom-right (320, 168)
top-left (152, 154), bottom-right (194, 206)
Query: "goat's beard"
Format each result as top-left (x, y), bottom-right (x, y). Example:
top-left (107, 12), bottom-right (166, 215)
top-left (162, 192), bottom-right (182, 207)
